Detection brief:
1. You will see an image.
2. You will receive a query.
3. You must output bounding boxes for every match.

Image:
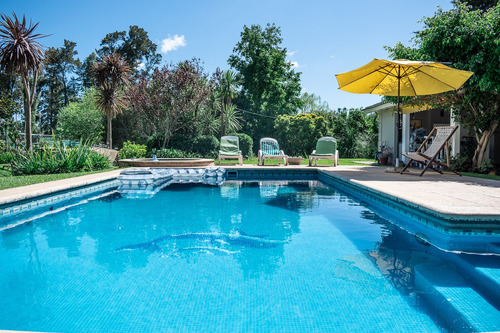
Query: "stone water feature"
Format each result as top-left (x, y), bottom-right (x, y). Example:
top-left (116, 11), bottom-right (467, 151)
top-left (117, 167), bottom-right (226, 198)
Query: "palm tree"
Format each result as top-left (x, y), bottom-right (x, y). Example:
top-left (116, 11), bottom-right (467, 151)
top-left (93, 53), bottom-right (130, 149)
top-left (0, 12), bottom-right (47, 151)
top-left (219, 70), bottom-right (240, 136)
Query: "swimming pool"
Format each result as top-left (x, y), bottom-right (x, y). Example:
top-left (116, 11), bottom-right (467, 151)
top-left (0, 178), bottom-right (499, 332)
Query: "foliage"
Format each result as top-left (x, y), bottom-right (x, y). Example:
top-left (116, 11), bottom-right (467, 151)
top-left (126, 58), bottom-right (217, 148)
top-left (449, 153), bottom-right (472, 172)
top-left (228, 132), bottom-right (253, 157)
top-left (78, 52), bottom-right (97, 89)
top-left (228, 23), bottom-right (302, 143)
top-left (217, 70), bottom-right (241, 136)
top-left (10, 142), bottom-right (110, 175)
top-left (477, 159), bottom-right (494, 174)
top-left (0, 96), bottom-right (17, 120)
top-left (93, 53), bottom-right (131, 148)
top-left (386, 2), bottom-right (500, 169)
top-left (0, 167), bottom-right (117, 190)
top-left (38, 39), bottom-right (81, 132)
top-left (191, 135), bottom-right (219, 158)
top-left (274, 113), bottom-right (330, 157)
top-left (0, 12), bottom-right (47, 151)
top-left (300, 92), bottom-right (331, 114)
top-left (145, 132), bottom-right (218, 158)
top-left (56, 89), bottom-right (104, 141)
top-left (119, 141), bottom-right (146, 159)
top-left (0, 151), bottom-right (14, 164)
top-left (96, 25), bottom-right (161, 75)
top-left (331, 109), bottom-right (378, 159)
top-left (148, 147), bottom-right (200, 158)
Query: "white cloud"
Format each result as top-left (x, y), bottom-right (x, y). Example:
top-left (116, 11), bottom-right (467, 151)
top-left (288, 50), bottom-right (297, 57)
top-left (290, 61), bottom-right (299, 68)
top-left (161, 35), bottom-right (187, 54)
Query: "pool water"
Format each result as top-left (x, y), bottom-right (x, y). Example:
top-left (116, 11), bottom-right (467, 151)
top-left (0, 180), bottom-right (498, 332)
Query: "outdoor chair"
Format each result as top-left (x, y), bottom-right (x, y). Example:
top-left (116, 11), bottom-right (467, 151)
top-left (309, 137), bottom-right (339, 167)
top-left (218, 136), bottom-right (243, 165)
top-left (258, 138), bottom-right (288, 166)
top-left (400, 126), bottom-right (461, 177)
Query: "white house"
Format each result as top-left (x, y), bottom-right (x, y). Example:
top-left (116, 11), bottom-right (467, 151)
top-left (363, 102), bottom-right (500, 168)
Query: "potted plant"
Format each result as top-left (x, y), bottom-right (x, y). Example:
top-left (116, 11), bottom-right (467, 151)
top-left (287, 156), bottom-right (304, 165)
top-left (379, 150), bottom-right (392, 165)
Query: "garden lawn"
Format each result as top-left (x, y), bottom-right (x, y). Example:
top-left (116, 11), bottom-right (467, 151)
top-left (0, 166), bottom-right (118, 190)
top-left (217, 158), bottom-right (376, 166)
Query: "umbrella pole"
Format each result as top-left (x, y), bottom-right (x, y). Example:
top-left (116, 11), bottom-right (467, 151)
top-left (396, 67), bottom-right (401, 167)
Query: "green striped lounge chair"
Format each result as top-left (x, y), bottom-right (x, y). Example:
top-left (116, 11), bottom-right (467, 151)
top-left (309, 137), bottom-right (339, 167)
top-left (218, 136), bottom-right (243, 165)
top-left (258, 138), bottom-right (288, 166)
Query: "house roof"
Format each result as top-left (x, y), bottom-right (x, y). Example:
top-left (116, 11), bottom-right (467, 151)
top-left (363, 102), bottom-right (436, 114)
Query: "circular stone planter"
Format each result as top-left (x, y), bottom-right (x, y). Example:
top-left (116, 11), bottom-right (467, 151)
top-left (287, 157), bottom-right (304, 165)
top-left (118, 158), bottom-right (214, 168)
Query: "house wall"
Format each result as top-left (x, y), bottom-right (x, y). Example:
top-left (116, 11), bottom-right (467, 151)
top-left (378, 109), bottom-right (396, 155)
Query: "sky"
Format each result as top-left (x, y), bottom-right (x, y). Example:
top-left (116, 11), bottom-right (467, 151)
top-left (1, 0), bottom-right (454, 110)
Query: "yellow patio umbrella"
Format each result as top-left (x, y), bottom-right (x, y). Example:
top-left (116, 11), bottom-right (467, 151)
top-left (335, 59), bottom-right (473, 165)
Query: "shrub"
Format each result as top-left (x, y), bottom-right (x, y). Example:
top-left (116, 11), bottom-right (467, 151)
top-left (229, 133), bottom-right (253, 157)
top-left (56, 89), bottom-right (104, 142)
top-left (477, 159), bottom-right (494, 174)
top-left (149, 148), bottom-right (200, 158)
top-left (119, 141), bottom-right (147, 159)
top-left (0, 151), bottom-right (15, 164)
top-left (191, 135), bottom-right (219, 158)
top-left (146, 133), bottom-right (167, 151)
top-left (11, 142), bottom-right (110, 175)
top-left (449, 153), bottom-right (473, 172)
top-left (274, 113), bottom-right (330, 157)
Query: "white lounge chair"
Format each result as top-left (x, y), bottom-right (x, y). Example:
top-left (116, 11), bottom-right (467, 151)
top-left (258, 138), bottom-right (288, 166)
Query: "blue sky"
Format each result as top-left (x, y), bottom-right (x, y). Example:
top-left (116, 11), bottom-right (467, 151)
top-left (1, 0), bottom-right (453, 109)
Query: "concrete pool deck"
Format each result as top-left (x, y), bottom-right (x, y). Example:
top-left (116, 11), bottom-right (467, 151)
top-left (0, 165), bottom-right (499, 221)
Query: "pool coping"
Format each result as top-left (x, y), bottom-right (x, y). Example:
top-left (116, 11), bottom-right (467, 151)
top-left (0, 169), bottom-right (122, 206)
top-left (1, 165), bottom-right (499, 225)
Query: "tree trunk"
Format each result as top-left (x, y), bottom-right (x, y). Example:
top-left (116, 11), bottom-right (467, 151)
top-left (472, 121), bottom-right (499, 169)
top-left (107, 113), bottom-right (112, 149)
top-left (21, 74), bottom-right (34, 151)
top-left (24, 97), bottom-right (32, 151)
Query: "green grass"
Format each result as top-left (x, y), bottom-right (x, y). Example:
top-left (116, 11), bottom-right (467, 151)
top-left (0, 166), bottom-right (119, 190)
top-left (461, 172), bottom-right (500, 181)
top-left (217, 157), bottom-right (376, 166)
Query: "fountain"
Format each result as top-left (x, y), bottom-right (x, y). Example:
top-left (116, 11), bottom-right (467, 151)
top-left (117, 167), bottom-right (226, 198)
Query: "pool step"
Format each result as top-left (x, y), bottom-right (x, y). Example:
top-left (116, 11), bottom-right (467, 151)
top-left (415, 262), bottom-right (500, 332)
top-left (433, 249), bottom-right (500, 310)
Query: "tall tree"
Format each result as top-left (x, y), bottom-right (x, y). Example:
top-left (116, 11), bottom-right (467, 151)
top-left (228, 23), bottom-right (302, 143)
top-left (300, 92), bottom-right (331, 114)
top-left (38, 39), bottom-right (81, 131)
top-left (78, 52), bottom-right (97, 89)
top-left (218, 69), bottom-right (241, 136)
top-left (93, 53), bottom-right (130, 149)
top-left (97, 25), bottom-right (161, 74)
top-left (0, 12), bottom-right (47, 151)
top-left (126, 59), bottom-right (216, 148)
top-left (386, 2), bottom-right (500, 169)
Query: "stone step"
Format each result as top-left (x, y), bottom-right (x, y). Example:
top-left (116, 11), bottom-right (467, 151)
top-left (415, 262), bottom-right (500, 333)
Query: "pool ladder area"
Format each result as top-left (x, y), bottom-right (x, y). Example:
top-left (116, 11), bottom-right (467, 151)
top-left (117, 167), bottom-right (226, 198)
top-left (414, 251), bottom-right (500, 332)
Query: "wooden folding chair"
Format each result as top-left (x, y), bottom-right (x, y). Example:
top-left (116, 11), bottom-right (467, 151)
top-left (400, 126), bottom-right (461, 177)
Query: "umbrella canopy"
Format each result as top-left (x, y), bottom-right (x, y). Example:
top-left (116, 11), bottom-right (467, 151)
top-left (335, 59), bottom-right (473, 165)
top-left (336, 59), bottom-right (473, 96)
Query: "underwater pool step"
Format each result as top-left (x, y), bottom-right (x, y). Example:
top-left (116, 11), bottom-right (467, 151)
top-left (415, 262), bottom-right (500, 332)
